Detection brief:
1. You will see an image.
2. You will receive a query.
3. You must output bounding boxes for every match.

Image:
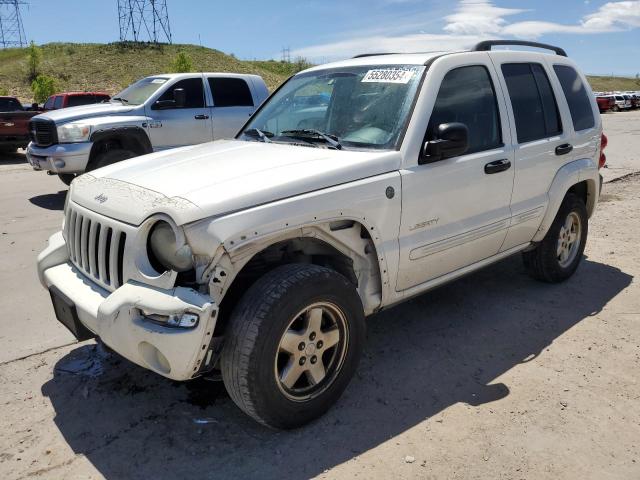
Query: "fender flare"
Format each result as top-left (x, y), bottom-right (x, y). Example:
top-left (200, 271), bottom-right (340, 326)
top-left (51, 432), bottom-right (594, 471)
top-left (89, 125), bottom-right (153, 157)
top-left (532, 158), bottom-right (600, 242)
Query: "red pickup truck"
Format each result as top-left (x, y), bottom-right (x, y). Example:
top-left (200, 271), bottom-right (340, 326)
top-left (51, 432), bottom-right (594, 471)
top-left (0, 96), bottom-right (41, 153)
top-left (43, 91), bottom-right (110, 111)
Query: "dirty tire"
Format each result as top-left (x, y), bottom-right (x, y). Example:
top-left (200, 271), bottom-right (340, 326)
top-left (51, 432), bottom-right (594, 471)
top-left (88, 149), bottom-right (135, 171)
top-left (221, 263), bottom-right (365, 429)
top-left (58, 173), bottom-right (76, 186)
top-left (522, 193), bottom-right (588, 283)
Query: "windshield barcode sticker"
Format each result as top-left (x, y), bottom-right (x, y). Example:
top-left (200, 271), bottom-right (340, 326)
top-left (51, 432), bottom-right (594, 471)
top-left (362, 69), bottom-right (415, 84)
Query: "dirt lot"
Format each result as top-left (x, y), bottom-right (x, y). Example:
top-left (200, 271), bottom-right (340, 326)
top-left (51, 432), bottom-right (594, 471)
top-left (0, 111), bottom-right (639, 479)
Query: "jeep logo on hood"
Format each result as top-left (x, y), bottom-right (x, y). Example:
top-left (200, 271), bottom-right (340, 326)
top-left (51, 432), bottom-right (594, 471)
top-left (94, 193), bottom-right (108, 204)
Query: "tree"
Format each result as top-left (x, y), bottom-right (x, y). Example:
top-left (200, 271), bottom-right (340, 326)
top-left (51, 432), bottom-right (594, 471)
top-left (170, 52), bottom-right (193, 73)
top-left (26, 41), bottom-right (42, 81)
top-left (31, 74), bottom-right (56, 103)
top-left (0, 87), bottom-right (8, 96)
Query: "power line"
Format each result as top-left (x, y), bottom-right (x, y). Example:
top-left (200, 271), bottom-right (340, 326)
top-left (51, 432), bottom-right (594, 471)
top-left (117, 0), bottom-right (172, 44)
top-left (0, 0), bottom-right (27, 48)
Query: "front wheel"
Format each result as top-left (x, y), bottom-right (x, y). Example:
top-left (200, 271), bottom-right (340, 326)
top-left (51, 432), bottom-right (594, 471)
top-left (88, 148), bottom-right (135, 171)
top-left (522, 193), bottom-right (588, 283)
top-left (221, 264), bottom-right (365, 429)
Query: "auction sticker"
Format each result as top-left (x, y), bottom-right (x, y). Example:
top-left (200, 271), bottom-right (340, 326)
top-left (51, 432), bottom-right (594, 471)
top-left (362, 68), bottom-right (416, 84)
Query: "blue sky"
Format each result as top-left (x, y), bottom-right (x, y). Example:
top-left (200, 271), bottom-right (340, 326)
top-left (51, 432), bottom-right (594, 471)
top-left (20, 0), bottom-right (640, 76)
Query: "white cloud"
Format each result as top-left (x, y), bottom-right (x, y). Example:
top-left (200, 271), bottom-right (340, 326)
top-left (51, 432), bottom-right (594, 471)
top-left (290, 0), bottom-right (640, 60)
top-left (443, 0), bottom-right (527, 36)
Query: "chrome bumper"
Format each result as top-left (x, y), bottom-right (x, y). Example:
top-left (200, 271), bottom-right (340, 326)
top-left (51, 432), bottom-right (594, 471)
top-left (27, 141), bottom-right (92, 174)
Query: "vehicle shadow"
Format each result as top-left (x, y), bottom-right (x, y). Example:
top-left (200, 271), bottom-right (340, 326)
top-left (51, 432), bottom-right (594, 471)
top-left (0, 149), bottom-right (27, 165)
top-left (41, 256), bottom-right (632, 479)
top-left (29, 190), bottom-right (67, 210)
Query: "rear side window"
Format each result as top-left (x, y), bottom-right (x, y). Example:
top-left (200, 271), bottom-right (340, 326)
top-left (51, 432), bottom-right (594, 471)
top-left (502, 63), bottom-right (562, 143)
top-left (157, 78), bottom-right (205, 108)
top-left (553, 65), bottom-right (594, 131)
top-left (67, 95), bottom-right (96, 107)
top-left (209, 77), bottom-right (254, 107)
top-left (426, 65), bottom-right (502, 154)
top-left (53, 96), bottom-right (64, 109)
top-left (0, 98), bottom-right (22, 111)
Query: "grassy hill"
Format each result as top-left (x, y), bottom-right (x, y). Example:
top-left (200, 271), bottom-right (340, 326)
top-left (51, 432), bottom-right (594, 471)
top-left (0, 42), bottom-right (305, 102)
top-left (0, 42), bottom-right (638, 102)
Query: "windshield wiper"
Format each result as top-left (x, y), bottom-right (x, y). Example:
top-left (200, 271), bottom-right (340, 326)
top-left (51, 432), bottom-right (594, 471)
top-left (281, 129), bottom-right (342, 150)
top-left (244, 128), bottom-right (273, 143)
top-left (111, 97), bottom-right (129, 104)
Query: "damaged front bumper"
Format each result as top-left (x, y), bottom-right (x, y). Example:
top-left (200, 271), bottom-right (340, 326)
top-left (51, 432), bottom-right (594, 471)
top-left (37, 232), bottom-right (219, 381)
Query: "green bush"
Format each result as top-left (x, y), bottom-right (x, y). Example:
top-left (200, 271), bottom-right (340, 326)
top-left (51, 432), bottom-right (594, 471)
top-left (26, 41), bottom-right (42, 81)
top-left (0, 87), bottom-right (8, 96)
top-left (31, 74), bottom-right (56, 103)
top-left (170, 51), bottom-right (193, 73)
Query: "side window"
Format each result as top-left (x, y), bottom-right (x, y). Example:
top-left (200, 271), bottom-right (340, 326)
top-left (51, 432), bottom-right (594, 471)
top-left (427, 65), bottom-right (502, 155)
top-left (208, 77), bottom-right (254, 107)
top-left (553, 65), bottom-right (595, 131)
top-left (53, 96), bottom-right (64, 109)
top-left (44, 96), bottom-right (55, 110)
top-left (157, 78), bottom-right (205, 108)
top-left (502, 63), bottom-right (562, 143)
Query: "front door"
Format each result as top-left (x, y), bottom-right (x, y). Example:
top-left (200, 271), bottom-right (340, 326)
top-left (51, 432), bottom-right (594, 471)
top-left (146, 76), bottom-right (213, 150)
top-left (397, 57), bottom-right (515, 291)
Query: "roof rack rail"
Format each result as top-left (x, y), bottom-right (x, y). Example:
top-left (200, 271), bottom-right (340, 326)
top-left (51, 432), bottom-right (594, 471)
top-left (473, 40), bottom-right (567, 57)
top-left (352, 52), bottom-right (400, 59)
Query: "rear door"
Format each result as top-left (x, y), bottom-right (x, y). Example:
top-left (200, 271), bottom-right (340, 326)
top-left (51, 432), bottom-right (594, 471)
top-left (146, 76), bottom-right (213, 150)
top-left (207, 76), bottom-right (255, 139)
top-left (397, 54), bottom-right (515, 290)
top-left (491, 56), bottom-right (572, 250)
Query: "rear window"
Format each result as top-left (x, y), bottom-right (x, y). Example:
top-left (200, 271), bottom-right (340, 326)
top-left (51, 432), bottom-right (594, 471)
top-left (209, 77), bottom-right (254, 107)
top-left (553, 65), bottom-right (595, 131)
top-left (53, 96), bottom-right (64, 109)
top-left (502, 63), bottom-right (562, 144)
top-left (67, 95), bottom-right (96, 107)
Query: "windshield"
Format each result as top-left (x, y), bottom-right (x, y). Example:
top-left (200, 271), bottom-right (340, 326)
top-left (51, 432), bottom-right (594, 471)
top-left (241, 65), bottom-right (425, 150)
top-left (112, 77), bottom-right (169, 105)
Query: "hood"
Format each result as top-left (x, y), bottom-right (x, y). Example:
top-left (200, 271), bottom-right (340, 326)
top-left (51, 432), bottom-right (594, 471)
top-left (36, 103), bottom-right (135, 124)
top-left (71, 140), bottom-right (401, 226)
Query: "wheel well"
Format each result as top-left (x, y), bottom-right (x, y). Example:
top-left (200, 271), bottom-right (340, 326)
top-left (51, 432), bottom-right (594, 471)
top-left (88, 128), bottom-right (152, 167)
top-left (568, 181), bottom-right (588, 205)
top-left (215, 223), bottom-right (382, 335)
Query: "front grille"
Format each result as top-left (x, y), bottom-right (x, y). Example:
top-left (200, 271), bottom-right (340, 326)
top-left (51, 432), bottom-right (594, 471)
top-left (65, 204), bottom-right (127, 291)
top-left (29, 118), bottom-right (57, 147)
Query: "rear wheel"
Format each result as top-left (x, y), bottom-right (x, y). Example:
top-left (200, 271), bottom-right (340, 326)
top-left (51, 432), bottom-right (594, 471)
top-left (522, 193), bottom-right (588, 283)
top-left (221, 264), bottom-right (365, 429)
top-left (613, 105), bottom-right (620, 112)
top-left (88, 148), bottom-right (135, 171)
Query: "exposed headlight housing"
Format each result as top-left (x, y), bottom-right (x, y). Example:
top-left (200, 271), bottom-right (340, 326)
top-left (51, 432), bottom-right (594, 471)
top-left (147, 220), bottom-right (193, 273)
top-left (57, 123), bottom-right (92, 143)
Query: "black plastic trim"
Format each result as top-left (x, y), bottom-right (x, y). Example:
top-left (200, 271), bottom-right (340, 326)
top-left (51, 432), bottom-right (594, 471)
top-left (473, 40), bottom-right (567, 57)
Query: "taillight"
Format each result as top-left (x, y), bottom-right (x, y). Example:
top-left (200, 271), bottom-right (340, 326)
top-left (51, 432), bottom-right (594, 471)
top-left (599, 133), bottom-right (608, 169)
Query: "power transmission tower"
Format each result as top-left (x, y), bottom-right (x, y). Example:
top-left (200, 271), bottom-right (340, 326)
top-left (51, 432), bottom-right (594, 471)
top-left (117, 0), bottom-right (172, 44)
top-left (0, 0), bottom-right (27, 49)
top-left (281, 46), bottom-right (290, 63)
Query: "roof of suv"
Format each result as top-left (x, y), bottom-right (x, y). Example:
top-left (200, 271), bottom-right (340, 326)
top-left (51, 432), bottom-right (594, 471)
top-left (303, 40), bottom-right (571, 73)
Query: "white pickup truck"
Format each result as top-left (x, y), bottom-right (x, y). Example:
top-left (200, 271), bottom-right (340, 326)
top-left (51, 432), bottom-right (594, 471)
top-left (38, 41), bottom-right (606, 429)
top-left (26, 73), bottom-right (269, 184)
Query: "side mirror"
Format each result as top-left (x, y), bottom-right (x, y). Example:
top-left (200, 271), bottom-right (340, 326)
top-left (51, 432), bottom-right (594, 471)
top-left (173, 88), bottom-right (186, 108)
top-left (420, 122), bottom-right (469, 164)
top-left (153, 88), bottom-right (187, 109)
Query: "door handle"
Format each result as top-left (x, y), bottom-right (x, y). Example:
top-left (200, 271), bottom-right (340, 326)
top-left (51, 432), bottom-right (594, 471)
top-left (194, 114), bottom-right (210, 120)
top-left (555, 143), bottom-right (573, 156)
top-left (484, 159), bottom-right (511, 174)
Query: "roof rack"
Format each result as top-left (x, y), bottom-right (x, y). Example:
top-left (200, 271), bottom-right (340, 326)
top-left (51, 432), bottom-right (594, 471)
top-left (352, 52), bottom-right (401, 59)
top-left (473, 40), bottom-right (567, 57)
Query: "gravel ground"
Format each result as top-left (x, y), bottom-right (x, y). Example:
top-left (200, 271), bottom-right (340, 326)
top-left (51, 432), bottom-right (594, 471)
top-left (0, 111), bottom-right (639, 479)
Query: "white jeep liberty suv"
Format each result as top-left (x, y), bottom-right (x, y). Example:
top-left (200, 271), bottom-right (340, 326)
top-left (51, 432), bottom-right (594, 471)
top-left (38, 40), bottom-right (607, 429)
